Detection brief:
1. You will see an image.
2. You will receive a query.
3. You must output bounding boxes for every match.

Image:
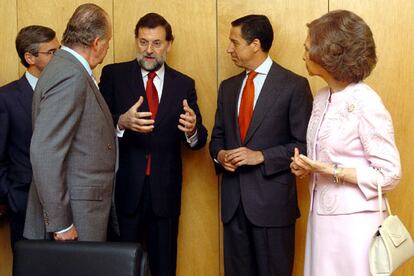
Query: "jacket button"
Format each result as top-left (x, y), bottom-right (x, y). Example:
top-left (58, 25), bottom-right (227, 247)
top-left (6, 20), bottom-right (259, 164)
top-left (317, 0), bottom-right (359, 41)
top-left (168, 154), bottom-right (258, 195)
top-left (107, 144), bottom-right (112, 150)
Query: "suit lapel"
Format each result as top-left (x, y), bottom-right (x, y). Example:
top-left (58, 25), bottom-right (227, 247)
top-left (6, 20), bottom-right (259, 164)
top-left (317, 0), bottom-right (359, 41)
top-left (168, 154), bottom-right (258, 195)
top-left (15, 75), bottom-right (34, 119)
top-left (127, 60), bottom-right (148, 111)
top-left (155, 65), bottom-right (179, 127)
top-left (230, 73), bottom-right (245, 145)
top-left (88, 74), bottom-right (114, 129)
top-left (244, 62), bottom-right (284, 144)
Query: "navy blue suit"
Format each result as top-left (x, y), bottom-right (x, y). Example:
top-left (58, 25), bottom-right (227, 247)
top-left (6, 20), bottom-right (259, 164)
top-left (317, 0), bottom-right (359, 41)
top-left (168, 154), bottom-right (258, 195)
top-left (99, 60), bottom-right (207, 276)
top-left (0, 75), bottom-right (33, 250)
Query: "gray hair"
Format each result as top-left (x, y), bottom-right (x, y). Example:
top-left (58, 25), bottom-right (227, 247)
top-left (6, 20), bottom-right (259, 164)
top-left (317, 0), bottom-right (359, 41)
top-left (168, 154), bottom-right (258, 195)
top-left (62, 3), bottom-right (110, 48)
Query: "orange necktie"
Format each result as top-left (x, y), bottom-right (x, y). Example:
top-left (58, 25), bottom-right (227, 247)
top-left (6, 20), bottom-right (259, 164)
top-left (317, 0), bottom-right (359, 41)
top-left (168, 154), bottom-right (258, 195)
top-left (239, 71), bottom-right (257, 143)
top-left (145, 71), bottom-right (159, 175)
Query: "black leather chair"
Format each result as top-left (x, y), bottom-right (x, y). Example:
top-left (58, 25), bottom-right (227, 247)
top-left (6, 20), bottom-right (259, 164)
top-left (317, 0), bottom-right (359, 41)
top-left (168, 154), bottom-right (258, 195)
top-left (13, 240), bottom-right (148, 276)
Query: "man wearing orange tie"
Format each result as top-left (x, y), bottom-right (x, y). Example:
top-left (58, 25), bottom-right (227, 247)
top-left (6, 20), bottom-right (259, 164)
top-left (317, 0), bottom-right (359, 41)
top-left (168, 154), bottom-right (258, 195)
top-left (210, 15), bottom-right (313, 276)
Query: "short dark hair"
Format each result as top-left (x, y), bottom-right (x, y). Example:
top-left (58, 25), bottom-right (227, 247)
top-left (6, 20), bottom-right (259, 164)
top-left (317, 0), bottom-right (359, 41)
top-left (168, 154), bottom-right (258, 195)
top-left (62, 3), bottom-right (110, 48)
top-left (231, 15), bottom-right (273, 52)
top-left (307, 10), bottom-right (377, 82)
top-left (15, 25), bottom-right (56, 68)
top-left (134, 13), bottom-right (174, 41)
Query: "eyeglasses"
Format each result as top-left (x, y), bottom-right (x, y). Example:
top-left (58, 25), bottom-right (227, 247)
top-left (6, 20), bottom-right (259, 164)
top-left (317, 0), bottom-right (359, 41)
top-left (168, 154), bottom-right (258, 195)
top-left (138, 39), bottom-right (164, 49)
top-left (34, 48), bottom-right (58, 56)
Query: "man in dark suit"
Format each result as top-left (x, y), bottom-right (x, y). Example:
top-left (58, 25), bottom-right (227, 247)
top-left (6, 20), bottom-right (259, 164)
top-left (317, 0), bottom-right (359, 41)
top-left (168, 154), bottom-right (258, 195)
top-left (0, 25), bottom-right (59, 251)
top-left (24, 3), bottom-right (117, 242)
top-left (99, 13), bottom-right (207, 276)
top-left (210, 15), bottom-right (313, 276)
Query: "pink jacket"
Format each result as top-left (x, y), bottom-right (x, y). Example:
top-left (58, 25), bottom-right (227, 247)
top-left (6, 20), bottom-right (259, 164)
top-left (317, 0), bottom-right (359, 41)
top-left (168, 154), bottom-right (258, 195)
top-left (307, 82), bottom-right (401, 215)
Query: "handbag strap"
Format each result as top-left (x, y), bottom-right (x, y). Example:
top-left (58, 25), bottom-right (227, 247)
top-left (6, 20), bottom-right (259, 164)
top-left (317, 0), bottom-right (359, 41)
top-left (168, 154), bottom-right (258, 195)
top-left (377, 182), bottom-right (392, 220)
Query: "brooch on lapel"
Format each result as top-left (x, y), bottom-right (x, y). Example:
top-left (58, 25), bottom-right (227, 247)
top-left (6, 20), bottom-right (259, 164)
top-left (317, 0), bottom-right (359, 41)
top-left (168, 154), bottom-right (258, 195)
top-left (347, 103), bottom-right (355, 112)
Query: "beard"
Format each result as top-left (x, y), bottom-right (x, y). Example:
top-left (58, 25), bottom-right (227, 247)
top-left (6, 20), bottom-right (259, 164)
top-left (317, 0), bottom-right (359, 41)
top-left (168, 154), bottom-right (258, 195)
top-left (137, 53), bottom-right (166, 71)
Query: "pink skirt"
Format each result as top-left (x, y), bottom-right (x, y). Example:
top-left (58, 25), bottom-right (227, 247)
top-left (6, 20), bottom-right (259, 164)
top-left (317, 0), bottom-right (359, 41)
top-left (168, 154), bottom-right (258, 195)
top-left (304, 191), bottom-right (384, 276)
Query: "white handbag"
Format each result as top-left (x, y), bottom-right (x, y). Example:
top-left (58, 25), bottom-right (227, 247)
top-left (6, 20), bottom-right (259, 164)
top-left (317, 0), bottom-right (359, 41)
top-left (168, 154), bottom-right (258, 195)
top-left (369, 184), bottom-right (414, 275)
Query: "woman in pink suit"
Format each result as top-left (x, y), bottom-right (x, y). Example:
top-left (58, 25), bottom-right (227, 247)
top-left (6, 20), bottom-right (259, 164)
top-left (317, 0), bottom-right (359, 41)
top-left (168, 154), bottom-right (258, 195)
top-left (290, 10), bottom-right (401, 276)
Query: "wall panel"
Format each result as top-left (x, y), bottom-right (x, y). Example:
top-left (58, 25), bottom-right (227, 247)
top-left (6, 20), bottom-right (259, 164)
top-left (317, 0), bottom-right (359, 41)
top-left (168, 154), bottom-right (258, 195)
top-left (0, 1), bottom-right (17, 274)
top-left (329, 1), bottom-right (414, 275)
top-left (113, 1), bottom-right (218, 275)
top-left (217, 1), bottom-right (326, 275)
top-left (17, 0), bottom-right (114, 79)
top-left (0, 0), bottom-right (18, 86)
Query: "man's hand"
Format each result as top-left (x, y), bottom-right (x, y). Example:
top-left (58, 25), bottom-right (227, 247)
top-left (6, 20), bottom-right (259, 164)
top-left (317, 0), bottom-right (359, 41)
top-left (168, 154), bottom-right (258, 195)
top-left (217, 150), bottom-right (237, 172)
top-left (225, 147), bottom-right (264, 167)
top-left (178, 99), bottom-right (196, 136)
top-left (217, 147), bottom-right (264, 172)
top-left (118, 96), bottom-right (155, 133)
top-left (54, 225), bottom-right (78, 241)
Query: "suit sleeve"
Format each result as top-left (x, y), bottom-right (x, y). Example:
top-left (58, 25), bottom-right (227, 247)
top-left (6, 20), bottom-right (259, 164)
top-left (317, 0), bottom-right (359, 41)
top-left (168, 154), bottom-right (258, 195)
top-left (182, 78), bottom-right (207, 149)
top-left (0, 95), bottom-right (10, 202)
top-left (209, 82), bottom-right (225, 173)
top-left (99, 65), bottom-right (119, 126)
top-left (261, 77), bottom-right (313, 176)
top-left (30, 70), bottom-right (86, 232)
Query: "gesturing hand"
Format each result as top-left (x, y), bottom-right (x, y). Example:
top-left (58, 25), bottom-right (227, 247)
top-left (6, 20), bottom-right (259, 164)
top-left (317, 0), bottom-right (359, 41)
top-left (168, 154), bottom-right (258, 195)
top-left (290, 148), bottom-right (309, 178)
top-left (178, 99), bottom-right (196, 136)
top-left (118, 96), bottom-right (155, 133)
top-left (290, 147), bottom-right (329, 178)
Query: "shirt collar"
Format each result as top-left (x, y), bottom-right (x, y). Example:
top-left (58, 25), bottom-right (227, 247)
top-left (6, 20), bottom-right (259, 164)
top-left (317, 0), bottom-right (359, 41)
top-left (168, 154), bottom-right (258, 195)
top-left (61, 46), bottom-right (93, 76)
top-left (140, 63), bottom-right (165, 81)
top-left (246, 55), bottom-right (272, 76)
top-left (25, 71), bottom-right (38, 90)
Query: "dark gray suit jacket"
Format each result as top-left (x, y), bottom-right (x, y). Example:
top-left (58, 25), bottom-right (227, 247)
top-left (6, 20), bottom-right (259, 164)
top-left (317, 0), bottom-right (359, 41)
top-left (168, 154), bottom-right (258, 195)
top-left (210, 61), bottom-right (313, 227)
top-left (24, 49), bottom-right (117, 241)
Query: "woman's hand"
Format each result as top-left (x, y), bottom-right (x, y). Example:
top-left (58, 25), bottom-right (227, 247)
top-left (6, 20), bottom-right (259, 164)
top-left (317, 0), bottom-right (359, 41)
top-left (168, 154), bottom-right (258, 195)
top-left (290, 148), bottom-right (310, 178)
top-left (290, 148), bottom-right (331, 178)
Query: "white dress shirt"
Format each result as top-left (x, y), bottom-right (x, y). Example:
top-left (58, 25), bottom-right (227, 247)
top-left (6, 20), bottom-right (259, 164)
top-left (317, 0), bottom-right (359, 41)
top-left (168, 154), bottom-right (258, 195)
top-left (25, 71), bottom-right (38, 90)
top-left (117, 63), bottom-right (198, 146)
top-left (237, 55), bottom-right (273, 114)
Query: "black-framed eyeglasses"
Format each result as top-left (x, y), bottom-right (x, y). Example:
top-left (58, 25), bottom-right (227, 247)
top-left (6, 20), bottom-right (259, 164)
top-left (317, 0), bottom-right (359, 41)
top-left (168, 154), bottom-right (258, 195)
top-left (34, 48), bottom-right (58, 56)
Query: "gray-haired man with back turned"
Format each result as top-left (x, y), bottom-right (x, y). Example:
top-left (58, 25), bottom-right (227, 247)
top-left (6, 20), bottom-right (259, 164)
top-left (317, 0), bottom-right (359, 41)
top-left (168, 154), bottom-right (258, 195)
top-left (24, 3), bottom-right (117, 241)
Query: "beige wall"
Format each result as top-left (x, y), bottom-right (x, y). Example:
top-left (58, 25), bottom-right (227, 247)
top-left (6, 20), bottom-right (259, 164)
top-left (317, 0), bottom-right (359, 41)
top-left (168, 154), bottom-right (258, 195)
top-left (1, 1), bottom-right (413, 275)
top-left (0, 1), bottom-right (17, 273)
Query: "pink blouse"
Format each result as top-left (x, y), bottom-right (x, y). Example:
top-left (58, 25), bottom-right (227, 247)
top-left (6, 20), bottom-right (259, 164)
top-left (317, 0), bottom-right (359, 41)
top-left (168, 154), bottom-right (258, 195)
top-left (307, 82), bottom-right (401, 215)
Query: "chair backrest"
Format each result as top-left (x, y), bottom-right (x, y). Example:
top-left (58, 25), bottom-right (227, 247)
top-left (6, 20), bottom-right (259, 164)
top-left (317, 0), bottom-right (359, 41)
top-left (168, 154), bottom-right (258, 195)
top-left (13, 240), bottom-right (148, 276)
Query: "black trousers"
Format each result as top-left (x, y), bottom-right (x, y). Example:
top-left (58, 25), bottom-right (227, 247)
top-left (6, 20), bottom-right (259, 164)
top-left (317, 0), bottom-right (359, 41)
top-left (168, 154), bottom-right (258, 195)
top-left (110, 177), bottom-right (179, 276)
top-left (8, 208), bottom-right (26, 252)
top-left (6, 184), bottom-right (29, 253)
top-left (224, 203), bottom-right (295, 276)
